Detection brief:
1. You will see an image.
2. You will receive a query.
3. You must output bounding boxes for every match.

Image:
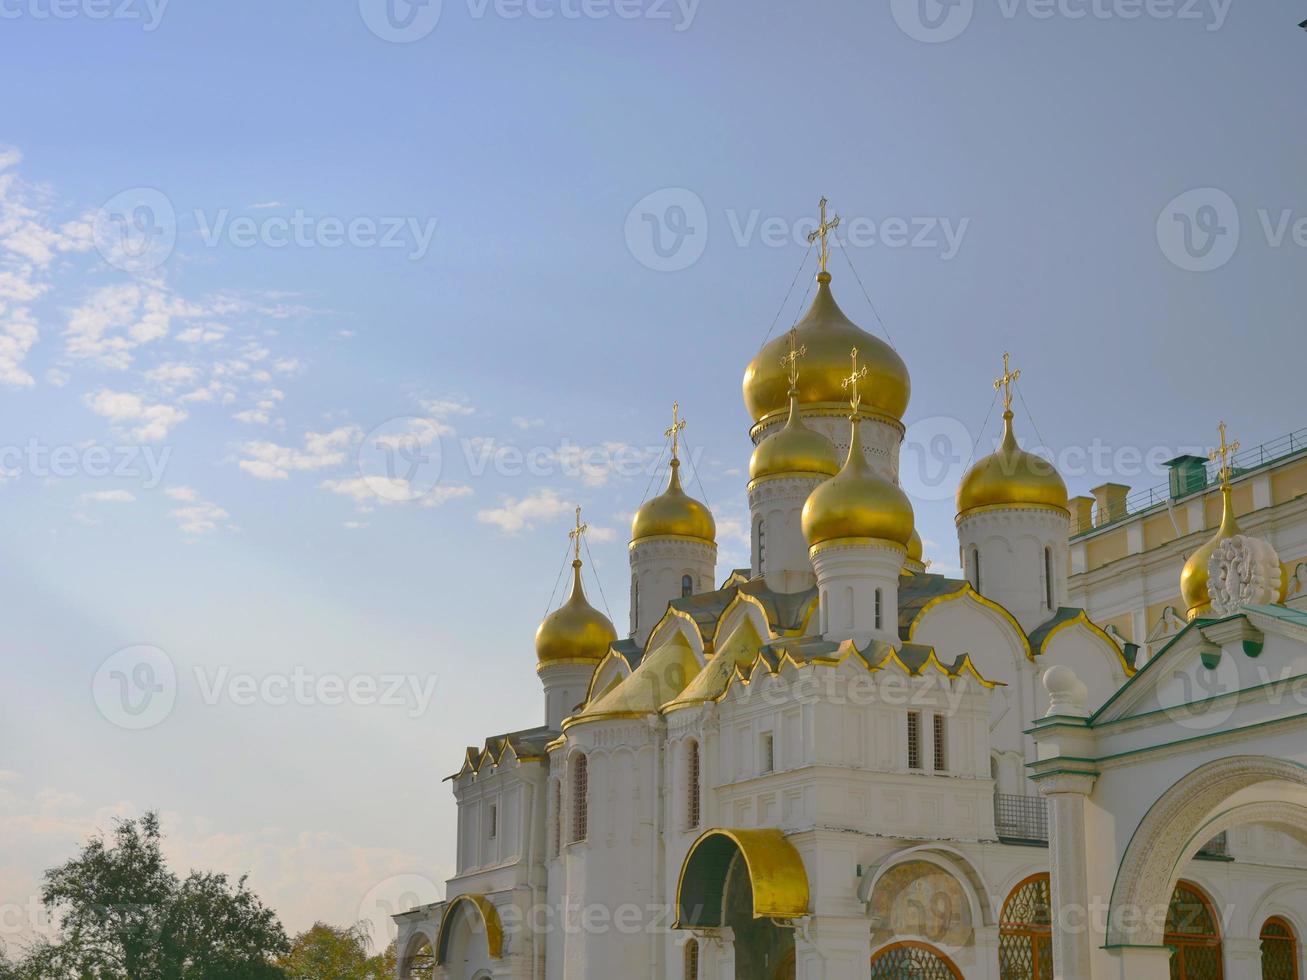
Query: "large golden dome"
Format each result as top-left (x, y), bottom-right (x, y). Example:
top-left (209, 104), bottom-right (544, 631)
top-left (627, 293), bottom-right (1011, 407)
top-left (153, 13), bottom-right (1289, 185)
top-left (743, 273), bottom-right (910, 425)
top-left (631, 459), bottom-right (716, 544)
top-left (956, 411), bottom-right (1068, 519)
top-left (749, 391), bottom-right (840, 484)
top-left (1180, 485), bottom-right (1240, 621)
top-left (535, 560), bottom-right (618, 666)
top-left (802, 417), bottom-right (915, 549)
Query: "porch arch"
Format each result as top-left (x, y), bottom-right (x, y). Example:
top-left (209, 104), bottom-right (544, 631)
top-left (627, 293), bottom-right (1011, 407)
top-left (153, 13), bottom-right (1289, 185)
top-left (435, 893), bottom-right (504, 966)
top-left (1108, 756), bottom-right (1307, 947)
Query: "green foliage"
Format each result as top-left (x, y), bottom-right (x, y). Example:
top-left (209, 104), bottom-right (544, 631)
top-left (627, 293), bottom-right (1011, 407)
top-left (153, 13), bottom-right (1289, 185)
top-left (277, 923), bottom-right (394, 980)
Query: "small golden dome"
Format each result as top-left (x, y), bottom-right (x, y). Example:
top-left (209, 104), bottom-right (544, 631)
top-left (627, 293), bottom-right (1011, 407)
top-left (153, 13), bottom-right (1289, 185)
top-left (802, 417), bottom-right (915, 549)
top-left (749, 392), bottom-right (840, 483)
top-left (743, 273), bottom-right (910, 425)
top-left (535, 561), bottom-right (618, 666)
top-left (956, 411), bottom-right (1069, 518)
top-left (908, 527), bottom-right (924, 562)
top-left (631, 459), bottom-right (716, 544)
top-left (1181, 485), bottom-right (1241, 621)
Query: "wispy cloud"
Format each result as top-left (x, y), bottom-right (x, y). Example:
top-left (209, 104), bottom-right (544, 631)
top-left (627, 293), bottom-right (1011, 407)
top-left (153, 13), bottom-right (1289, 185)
top-left (237, 425), bottom-right (360, 480)
top-left (83, 388), bottom-right (188, 442)
top-left (476, 488), bottom-right (572, 534)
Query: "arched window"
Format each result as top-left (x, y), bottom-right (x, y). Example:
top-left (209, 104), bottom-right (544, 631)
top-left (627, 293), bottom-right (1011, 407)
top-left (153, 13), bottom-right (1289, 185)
top-left (972, 547), bottom-right (982, 592)
top-left (875, 588), bottom-right (883, 630)
top-left (550, 778), bottom-right (562, 857)
top-left (682, 574), bottom-right (694, 598)
top-left (870, 941), bottom-right (962, 979)
top-left (686, 739), bottom-right (701, 830)
top-left (684, 937), bottom-right (700, 980)
top-left (1261, 916), bottom-right (1298, 980)
top-left (1044, 546), bottom-right (1055, 610)
top-left (1166, 880), bottom-right (1223, 980)
top-left (755, 515), bottom-right (766, 575)
top-left (570, 754), bottom-right (588, 843)
top-left (632, 575), bottom-right (639, 631)
top-left (999, 873), bottom-right (1052, 979)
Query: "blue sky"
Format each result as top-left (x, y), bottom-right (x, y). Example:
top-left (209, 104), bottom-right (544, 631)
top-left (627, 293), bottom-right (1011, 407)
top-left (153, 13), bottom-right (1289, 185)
top-left (0, 0), bottom-right (1304, 947)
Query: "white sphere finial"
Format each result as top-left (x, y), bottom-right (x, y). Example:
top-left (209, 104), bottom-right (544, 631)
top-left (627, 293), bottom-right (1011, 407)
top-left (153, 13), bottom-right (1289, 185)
top-left (1043, 665), bottom-right (1089, 718)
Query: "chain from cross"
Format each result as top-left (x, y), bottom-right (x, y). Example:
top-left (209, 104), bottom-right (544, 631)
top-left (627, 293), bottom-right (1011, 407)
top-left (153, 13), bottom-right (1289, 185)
top-left (780, 327), bottom-right (807, 387)
top-left (806, 196), bottom-right (841, 275)
top-left (1210, 421), bottom-right (1241, 487)
top-left (569, 506), bottom-right (588, 563)
top-left (994, 351), bottom-right (1021, 413)
top-left (841, 347), bottom-right (868, 414)
top-left (665, 401), bottom-right (687, 461)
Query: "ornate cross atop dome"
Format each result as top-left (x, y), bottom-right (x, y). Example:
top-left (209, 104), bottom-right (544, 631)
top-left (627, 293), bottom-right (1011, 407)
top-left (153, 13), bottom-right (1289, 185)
top-left (807, 196), bottom-right (841, 276)
top-left (665, 401), bottom-right (687, 462)
top-left (993, 351), bottom-right (1021, 413)
top-left (1210, 420), bottom-right (1240, 487)
top-left (841, 346), bottom-right (868, 416)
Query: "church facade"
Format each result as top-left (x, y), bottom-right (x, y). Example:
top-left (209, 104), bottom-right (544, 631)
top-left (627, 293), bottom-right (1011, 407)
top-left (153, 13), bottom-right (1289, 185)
top-left (394, 214), bottom-right (1307, 979)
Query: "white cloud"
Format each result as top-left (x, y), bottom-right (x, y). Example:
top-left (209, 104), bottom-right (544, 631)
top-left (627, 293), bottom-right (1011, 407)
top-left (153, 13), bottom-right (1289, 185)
top-left (45, 367), bottom-right (69, 387)
top-left (164, 485), bottom-right (199, 502)
top-left (420, 397), bottom-right (474, 418)
top-left (145, 362), bottom-right (199, 387)
top-left (79, 489), bottom-right (135, 503)
top-left (169, 499), bottom-right (230, 536)
top-left (237, 425), bottom-right (360, 480)
top-left (233, 409), bottom-right (271, 426)
top-left (83, 388), bottom-right (188, 442)
top-left (0, 308), bottom-right (38, 387)
top-left (342, 520), bottom-right (369, 530)
top-left (320, 476), bottom-right (472, 509)
top-left (476, 488), bottom-right (572, 534)
top-left (512, 416), bottom-right (545, 430)
top-left (587, 525), bottom-right (617, 543)
top-left (64, 283), bottom-right (188, 370)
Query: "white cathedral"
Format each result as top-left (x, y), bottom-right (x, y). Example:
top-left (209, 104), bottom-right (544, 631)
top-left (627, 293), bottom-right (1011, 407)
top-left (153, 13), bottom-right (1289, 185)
top-left (394, 211), bottom-right (1307, 980)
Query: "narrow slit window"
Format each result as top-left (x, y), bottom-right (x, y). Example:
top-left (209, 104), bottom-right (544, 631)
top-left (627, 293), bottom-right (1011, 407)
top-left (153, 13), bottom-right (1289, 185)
top-left (488, 803), bottom-right (498, 839)
top-left (875, 588), bottom-right (883, 630)
top-left (973, 547), bottom-right (982, 592)
top-left (687, 740), bottom-right (701, 830)
top-left (681, 573), bottom-right (694, 598)
top-left (551, 779), bottom-right (562, 856)
top-left (571, 754), bottom-right (588, 843)
top-left (1045, 547), bottom-right (1055, 610)
top-left (761, 732), bottom-right (775, 773)
top-left (933, 715), bottom-right (948, 772)
top-left (907, 711), bottom-right (922, 770)
top-left (685, 938), bottom-right (700, 980)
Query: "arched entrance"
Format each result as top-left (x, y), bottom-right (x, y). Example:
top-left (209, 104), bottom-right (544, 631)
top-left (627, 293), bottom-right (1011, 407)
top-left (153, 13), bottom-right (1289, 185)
top-left (1165, 880), bottom-right (1223, 980)
top-left (999, 874), bottom-right (1052, 979)
top-left (1261, 917), bottom-right (1299, 980)
top-left (399, 931), bottom-right (435, 980)
top-left (434, 894), bottom-right (503, 978)
top-left (869, 941), bottom-right (963, 979)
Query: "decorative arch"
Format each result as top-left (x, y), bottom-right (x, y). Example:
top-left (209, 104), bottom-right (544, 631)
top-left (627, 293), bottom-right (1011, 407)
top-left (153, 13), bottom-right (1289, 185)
top-left (1109, 756), bottom-right (1307, 947)
top-left (1261, 915), bottom-right (1299, 980)
top-left (906, 584), bottom-right (1032, 661)
top-left (398, 929), bottom-right (436, 980)
top-left (646, 606), bottom-right (706, 661)
top-left (857, 844), bottom-right (996, 929)
top-left (434, 894), bottom-right (503, 966)
top-left (1165, 879), bottom-right (1223, 979)
top-left (674, 828), bottom-right (809, 928)
top-left (999, 873), bottom-right (1052, 980)
top-left (1035, 609), bottom-right (1136, 676)
top-left (711, 592), bottom-right (771, 651)
top-left (869, 940), bottom-right (962, 979)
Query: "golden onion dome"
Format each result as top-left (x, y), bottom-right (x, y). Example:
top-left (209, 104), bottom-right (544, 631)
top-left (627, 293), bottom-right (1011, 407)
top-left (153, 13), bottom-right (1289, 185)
top-left (903, 527), bottom-right (926, 574)
top-left (631, 459), bottom-right (716, 544)
top-left (743, 273), bottom-right (910, 425)
top-left (802, 417), bottom-right (915, 549)
top-left (535, 560), bottom-right (618, 666)
top-left (956, 411), bottom-right (1069, 519)
top-left (749, 391), bottom-right (840, 484)
top-left (1180, 485), bottom-right (1241, 621)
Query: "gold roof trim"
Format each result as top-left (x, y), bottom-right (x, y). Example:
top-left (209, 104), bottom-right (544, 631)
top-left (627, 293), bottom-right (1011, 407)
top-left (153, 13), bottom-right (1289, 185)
top-left (710, 592), bottom-right (773, 650)
top-left (905, 583), bottom-right (1034, 662)
top-left (435, 893), bottom-right (503, 964)
top-left (580, 648), bottom-right (633, 706)
top-left (1036, 609), bottom-right (1137, 677)
top-left (646, 606), bottom-right (708, 658)
top-left (674, 828), bottom-right (810, 927)
top-left (664, 618), bottom-right (764, 712)
top-left (565, 632), bottom-right (700, 729)
top-left (873, 646), bottom-right (1000, 690)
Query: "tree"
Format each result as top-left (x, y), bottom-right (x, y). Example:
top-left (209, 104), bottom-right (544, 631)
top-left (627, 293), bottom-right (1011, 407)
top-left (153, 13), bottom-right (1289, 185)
top-left (15, 812), bottom-right (288, 979)
top-left (278, 924), bottom-right (394, 980)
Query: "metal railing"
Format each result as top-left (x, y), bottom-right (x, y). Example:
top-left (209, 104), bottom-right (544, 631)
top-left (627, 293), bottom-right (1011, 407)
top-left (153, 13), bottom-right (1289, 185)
top-left (995, 793), bottom-right (1049, 843)
top-left (1070, 425), bottom-right (1307, 538)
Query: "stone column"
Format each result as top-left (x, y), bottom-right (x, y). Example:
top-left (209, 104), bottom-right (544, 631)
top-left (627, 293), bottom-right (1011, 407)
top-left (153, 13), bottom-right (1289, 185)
top-left (1039, 772), bottom-right (1097, 980)
top-left (796, 916), bottom-right (871, 980)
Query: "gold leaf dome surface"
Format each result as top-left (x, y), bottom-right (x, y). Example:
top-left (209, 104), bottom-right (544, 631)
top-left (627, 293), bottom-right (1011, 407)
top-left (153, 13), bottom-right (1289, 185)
top-left (743, 274), bottom-right (910, 425)
top-left (631, 459), bottom-right (716, 544)
top-left (1180, 485), bottom-right (1241, 621)
top-left (956, 411), bottom-right (1069, 518)
top-left (749, 393), bottom-right (840, 483)
top-left (535, 561), bottom-right (618, 666)
top-left (802, 418), bottom-right (915, 549)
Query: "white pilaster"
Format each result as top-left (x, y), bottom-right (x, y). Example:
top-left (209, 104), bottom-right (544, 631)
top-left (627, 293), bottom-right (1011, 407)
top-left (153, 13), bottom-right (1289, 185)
top-left (810, 540), bottom-right (905, 646)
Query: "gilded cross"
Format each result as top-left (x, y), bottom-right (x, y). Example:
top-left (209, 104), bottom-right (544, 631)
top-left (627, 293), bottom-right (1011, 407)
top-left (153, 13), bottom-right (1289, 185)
top-left (806, 196), bottom-right (841, 275)
top-left (1210, 421), bottom-right (1241, 487)
top-left (569, 506), bottom-right (588, 562)
top-left (841, 346), bottom-right (868, 414)
top-left (780, 327), bottom-right (807, 387)
top-left (993, 351), bottom-right (1022, 413)
top-left (665, 401), bottom-right (687, 461)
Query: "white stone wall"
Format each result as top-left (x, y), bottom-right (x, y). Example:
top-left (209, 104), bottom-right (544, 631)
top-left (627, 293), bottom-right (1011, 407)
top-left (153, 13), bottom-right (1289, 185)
top-left (747, 474), bottom-right (824, 592)
top-left (629, 537), bottom-right (716, 646)
top-left (958, 506), bottom-right (1070, 633)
